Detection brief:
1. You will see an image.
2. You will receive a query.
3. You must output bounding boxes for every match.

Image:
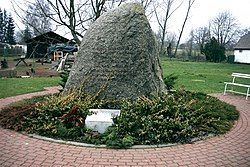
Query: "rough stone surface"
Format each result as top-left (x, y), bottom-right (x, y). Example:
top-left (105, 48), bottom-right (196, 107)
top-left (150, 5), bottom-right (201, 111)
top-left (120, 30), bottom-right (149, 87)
top-left (65, 3), bottom-right (165, 100)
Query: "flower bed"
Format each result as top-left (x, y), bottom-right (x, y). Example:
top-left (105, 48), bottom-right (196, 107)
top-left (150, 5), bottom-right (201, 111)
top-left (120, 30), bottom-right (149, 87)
top-left (0, 89), bottom-right (239, 148)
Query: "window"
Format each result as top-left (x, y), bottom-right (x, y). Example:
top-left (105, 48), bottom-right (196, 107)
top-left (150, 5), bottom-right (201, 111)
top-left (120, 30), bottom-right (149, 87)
top-left (239, 50), bottom-right (243, 53)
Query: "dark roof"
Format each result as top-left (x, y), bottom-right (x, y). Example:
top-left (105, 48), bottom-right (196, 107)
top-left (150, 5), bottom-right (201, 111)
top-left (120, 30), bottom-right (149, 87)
top-left (234, 32), bottom-right (250, 50)
top-left (25, 31), bottom-right (69, 44)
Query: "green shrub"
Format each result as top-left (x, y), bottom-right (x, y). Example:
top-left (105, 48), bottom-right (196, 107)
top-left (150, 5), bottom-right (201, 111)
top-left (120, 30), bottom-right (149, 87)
top-left (103, 90), bottom-right (239, 147)
top-left (15, 88), bottom-right (238, 148)
top-left (227, 55), bottom-right (235, 64)
top-left (163, 74), bottom-right (178, 90)
top-left (204, 37), bottom-right (226, 62)
top-left (0, 58), bottom-right (8, 69)
top-left (59, 71), bottom-right (69, 89)
top-left (103, 127), bottom-right (135, 148)
top-left (23, 87), bottom-right (102, 138)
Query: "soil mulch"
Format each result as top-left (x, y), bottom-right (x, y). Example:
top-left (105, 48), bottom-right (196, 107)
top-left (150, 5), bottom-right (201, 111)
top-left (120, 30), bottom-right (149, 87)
top-left (0, 103), bottom-right (36, 131)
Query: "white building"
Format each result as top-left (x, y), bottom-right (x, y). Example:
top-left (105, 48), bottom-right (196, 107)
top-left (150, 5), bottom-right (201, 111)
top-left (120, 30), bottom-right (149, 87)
top-left (234, 33), bottom-right (250, 64)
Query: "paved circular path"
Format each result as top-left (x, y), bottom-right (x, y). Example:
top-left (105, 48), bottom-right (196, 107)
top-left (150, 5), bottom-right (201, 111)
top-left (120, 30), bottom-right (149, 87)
top-left (0, 86), bottom-right (61, 110)
top-left (0, 89), bottom-right (249, 167)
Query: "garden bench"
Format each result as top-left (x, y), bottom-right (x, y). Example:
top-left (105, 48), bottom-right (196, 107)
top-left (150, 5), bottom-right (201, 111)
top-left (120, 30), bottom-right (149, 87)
top-left (224, 73), bottom-right (250, 100)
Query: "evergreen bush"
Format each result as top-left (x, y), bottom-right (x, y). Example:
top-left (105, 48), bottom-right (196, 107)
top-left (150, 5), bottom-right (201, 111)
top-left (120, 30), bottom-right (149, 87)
top-left (163, 74), bottom-right (178, 90)
top-left (0, 58), bottom-right (8, 69)
top-left (204, 37), bottom-right (226, 62)
top-left (104, 91), bottom-right (238, 147)
top-left (227, 55), bottom-right (235, 64)
top-left (13, 88), bottom-right (239, 148)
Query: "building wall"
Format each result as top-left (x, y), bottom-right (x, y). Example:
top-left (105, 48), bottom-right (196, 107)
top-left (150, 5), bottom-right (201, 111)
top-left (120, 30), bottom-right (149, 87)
top-left (234, 50), bottom-right (250, 64)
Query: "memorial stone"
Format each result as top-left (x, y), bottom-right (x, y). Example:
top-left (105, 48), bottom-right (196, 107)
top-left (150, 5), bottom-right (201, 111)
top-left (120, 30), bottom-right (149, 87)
top-left (65, 3), bottom-right (165, 100)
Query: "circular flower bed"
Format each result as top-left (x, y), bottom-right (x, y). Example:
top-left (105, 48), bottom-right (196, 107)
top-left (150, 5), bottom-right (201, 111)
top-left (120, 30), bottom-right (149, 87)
top-left (0, 89), bottom-right (239, 148)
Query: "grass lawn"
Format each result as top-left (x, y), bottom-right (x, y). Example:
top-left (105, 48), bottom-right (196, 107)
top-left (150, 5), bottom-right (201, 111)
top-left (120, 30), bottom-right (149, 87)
top-left (162, 59), bottom-right (250, 93)
top-left (0, 77), bottom-right (60, 99)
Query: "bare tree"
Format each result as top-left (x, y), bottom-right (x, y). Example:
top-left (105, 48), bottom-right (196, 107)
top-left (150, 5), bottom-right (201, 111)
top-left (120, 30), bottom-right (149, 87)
top-left (193, 26), bottom-right (210, 53)
top-left (173, 0), bottom-right (195, 57)
top-left (11, 0), bottom-right (127, 45)
top-left (91, 0), bottom-right (125, 20)
top-left (154, 0), bottom-right (182, 56)
top-left (135, 0), bottom-right (154, 9)
top-left (15, 25), bottom-right (32, 44)
top-left (26, 0), bottom-right (52, 36)
top-left (165, 32), bottom-right (177, 46)
top-left (211, 11), bottom-right (239, 48)
top-left (40, 0), bottom-right (91, 44)
top-left (91, 0), bottom-right (106, 20)
top-left (239, 27), bottom-right (250, 36)
top-left (186, 29), bottom-right (194, 57)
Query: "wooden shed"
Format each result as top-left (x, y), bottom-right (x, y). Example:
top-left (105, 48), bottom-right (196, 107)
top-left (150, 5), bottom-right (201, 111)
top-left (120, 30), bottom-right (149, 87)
top-left (25, 31), bottom-right (69, 58)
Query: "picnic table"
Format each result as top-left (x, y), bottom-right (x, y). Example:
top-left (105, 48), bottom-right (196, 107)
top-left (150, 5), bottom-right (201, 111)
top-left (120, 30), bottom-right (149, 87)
top-left (15, 55), bottom-right (28, 67)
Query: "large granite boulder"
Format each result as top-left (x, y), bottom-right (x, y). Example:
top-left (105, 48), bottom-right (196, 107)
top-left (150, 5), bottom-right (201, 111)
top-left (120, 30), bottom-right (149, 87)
top-left (64, 3), bottom-right (166, 100)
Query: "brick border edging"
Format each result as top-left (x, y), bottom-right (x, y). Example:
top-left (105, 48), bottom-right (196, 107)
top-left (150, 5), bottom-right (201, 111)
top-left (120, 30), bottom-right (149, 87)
top-left (28, 133), bottom-right (178, 149)
top-left (27, 132), bottom-right (218, 149)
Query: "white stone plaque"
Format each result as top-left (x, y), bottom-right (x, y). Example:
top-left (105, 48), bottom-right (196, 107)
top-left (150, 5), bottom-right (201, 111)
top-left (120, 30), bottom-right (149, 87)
top-left (85, 109), bottom-right (121, 133)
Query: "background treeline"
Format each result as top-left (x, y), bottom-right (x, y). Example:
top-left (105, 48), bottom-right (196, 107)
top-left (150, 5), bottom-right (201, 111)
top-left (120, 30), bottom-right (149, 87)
top-left (0, 8), bottom-right (16, 45)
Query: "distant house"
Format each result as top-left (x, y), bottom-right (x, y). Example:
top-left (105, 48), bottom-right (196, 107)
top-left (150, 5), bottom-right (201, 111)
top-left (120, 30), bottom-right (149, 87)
top-left (234, 32), bottom-right (250, 64)
top-left (26, 31), bottom-right (69, 58)
top-left (0, 43), bottom-right (26, 56)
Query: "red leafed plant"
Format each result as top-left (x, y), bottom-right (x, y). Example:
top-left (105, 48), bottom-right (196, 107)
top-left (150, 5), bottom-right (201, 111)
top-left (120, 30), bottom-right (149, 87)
top-left (61, 105), bottom-right (86, 127)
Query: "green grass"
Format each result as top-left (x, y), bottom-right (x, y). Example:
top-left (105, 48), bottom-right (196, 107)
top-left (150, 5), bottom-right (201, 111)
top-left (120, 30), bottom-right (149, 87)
top-left (161, 60), bottom-right (250, 94)
top-left (0, 77), bottom-right (60, 98)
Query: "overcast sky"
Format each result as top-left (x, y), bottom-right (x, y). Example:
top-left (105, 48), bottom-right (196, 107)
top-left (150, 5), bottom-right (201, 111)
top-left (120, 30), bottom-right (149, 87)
top-left (0, 0), bottom-right (249, 42)
top-left (180, 0), bottom-right (250, 40)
